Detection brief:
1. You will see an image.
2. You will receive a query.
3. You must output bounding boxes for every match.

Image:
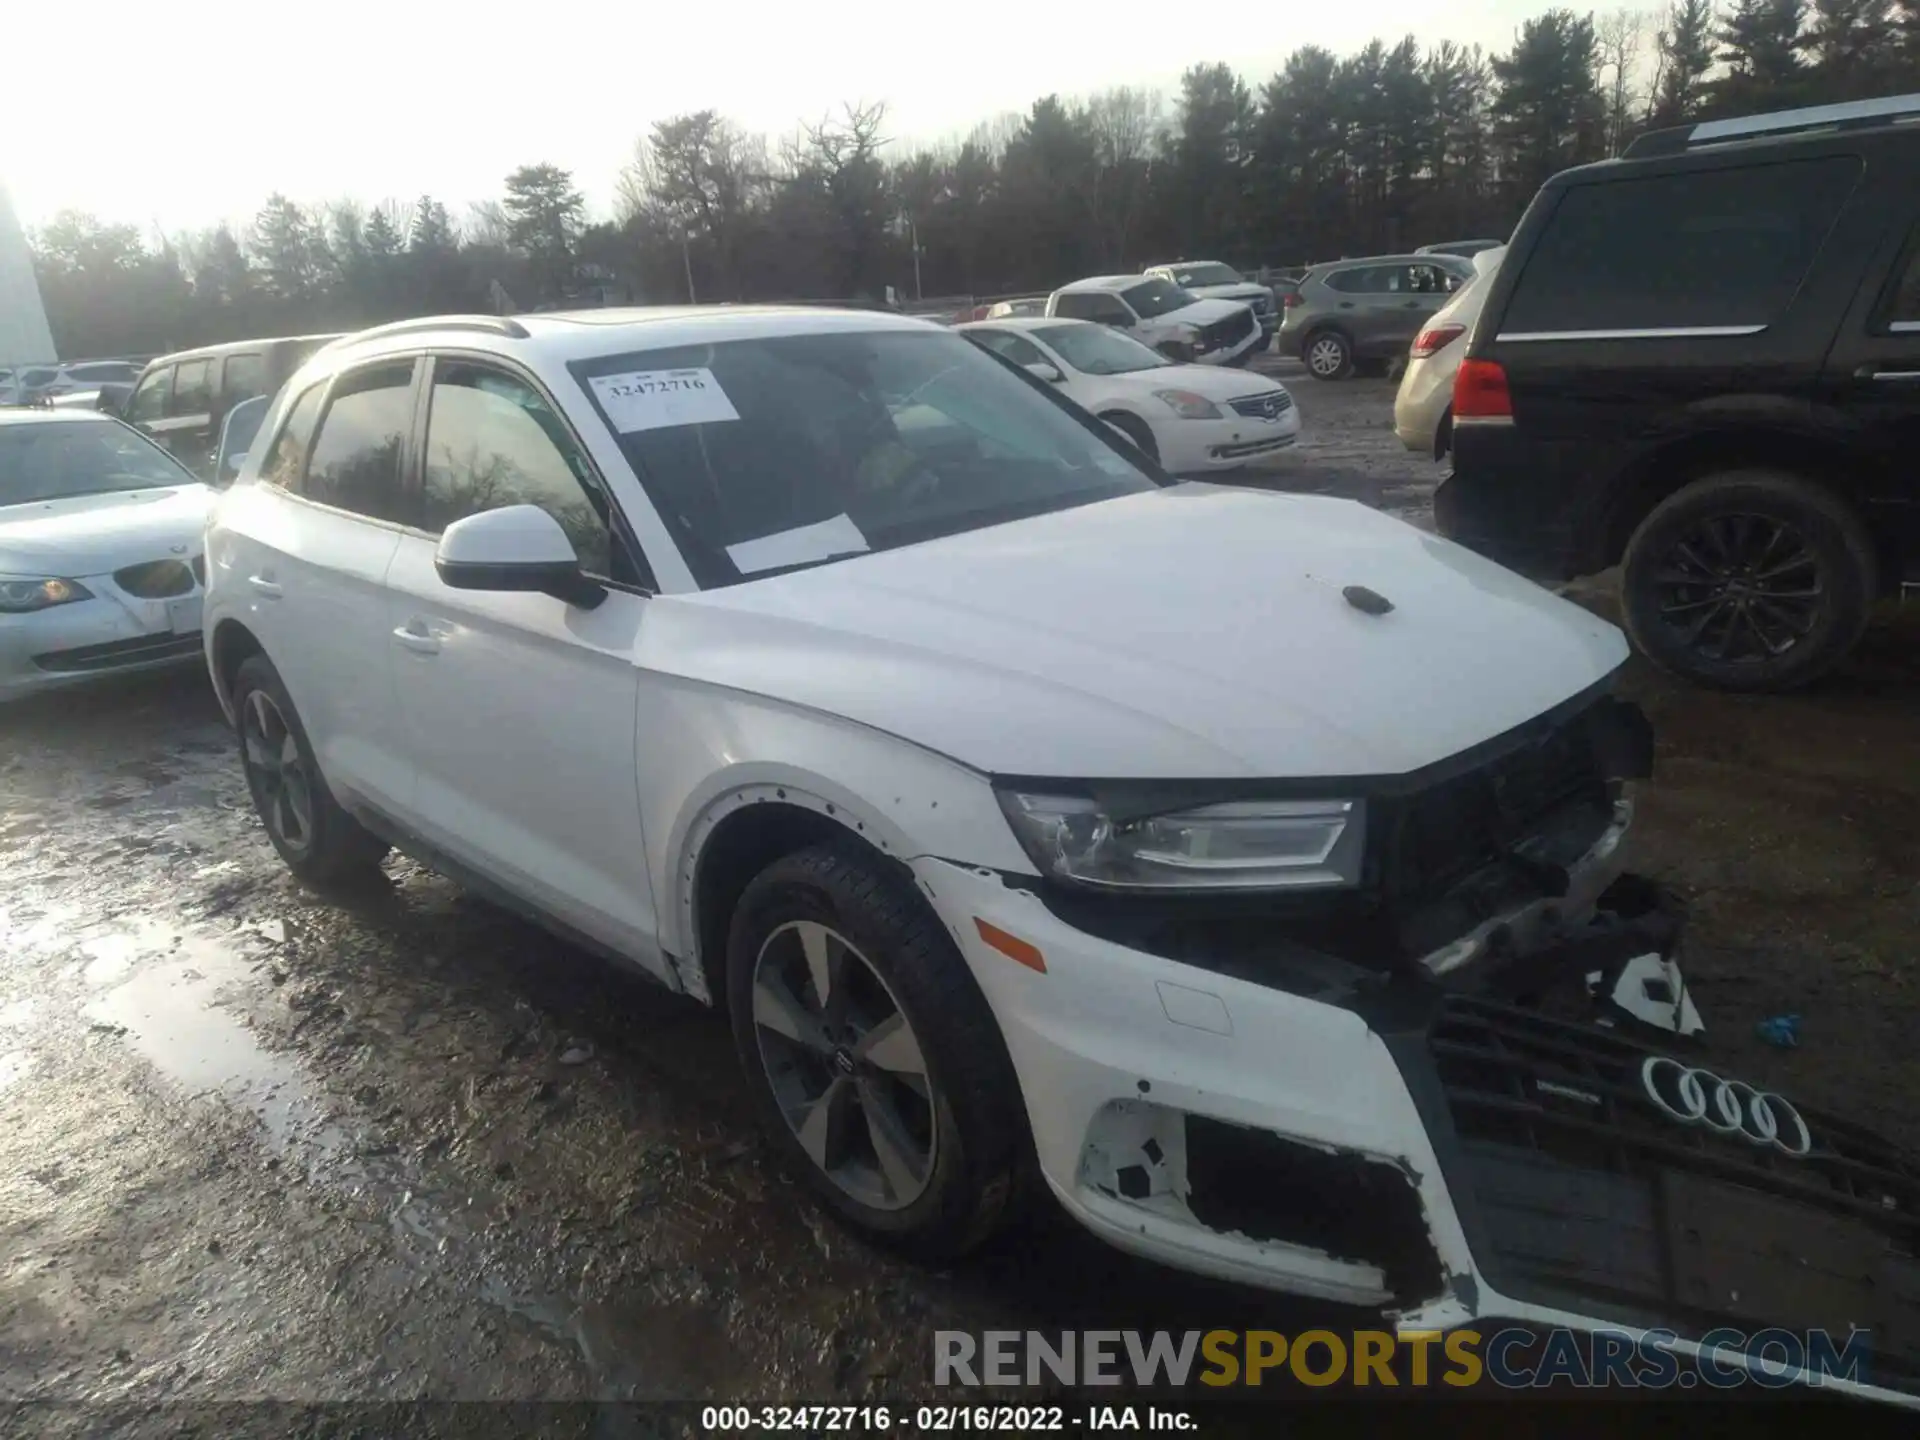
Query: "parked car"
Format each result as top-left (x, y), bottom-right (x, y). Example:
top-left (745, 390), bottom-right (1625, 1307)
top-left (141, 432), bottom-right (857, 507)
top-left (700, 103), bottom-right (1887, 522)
top-left (959, 316), bottom-right (1299, 470)
top-left (1141, 261), bottom-right (1278, 348)
top-left (1441, 92), bottom-right (1920, 692)
top-left (1276, 254), bottom-right (1474, 380)
top-left (192, 306), bottom-right (1920, 1407)
top-left (1393, 246), bottom-right (1506, 460)
top-left (0, 409), bottom-right (213, 699)
top-left (1047, 275), bottom-right (1261, 366)
top-left (983, 298), bottom-right (1047, 319)
top-left (118, 333), bottom-right (341, 479)
top-left (1414, 239), bottom-right (1507, 258)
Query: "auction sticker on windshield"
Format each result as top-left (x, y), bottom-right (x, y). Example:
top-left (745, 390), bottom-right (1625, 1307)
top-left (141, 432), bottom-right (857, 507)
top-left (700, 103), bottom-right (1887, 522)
top-left (588, 367), bottom-right (740, 432)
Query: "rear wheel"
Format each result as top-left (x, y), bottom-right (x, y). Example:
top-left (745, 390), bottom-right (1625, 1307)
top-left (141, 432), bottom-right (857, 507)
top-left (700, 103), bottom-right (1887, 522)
top-left (1620, 469), bottom-right (1878, 692)
top-left (1303, 329), bottom-right (1353, 381)
top-left (1101, 411), bottom-right (1159, 464)
top-left (727, 844), bottom-right (1029, 1259)
top-left (233, 655), bottom-right (389, 884)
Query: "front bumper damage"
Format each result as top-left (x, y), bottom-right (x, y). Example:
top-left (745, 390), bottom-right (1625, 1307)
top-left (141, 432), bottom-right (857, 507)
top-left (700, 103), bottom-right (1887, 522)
top-left (923, 695), bottom-right (1920, 1407)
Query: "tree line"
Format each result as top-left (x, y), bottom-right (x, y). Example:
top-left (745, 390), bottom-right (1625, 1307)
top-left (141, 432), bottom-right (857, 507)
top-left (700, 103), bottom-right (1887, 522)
top-left (27, 0), bottom-right (1920, 361)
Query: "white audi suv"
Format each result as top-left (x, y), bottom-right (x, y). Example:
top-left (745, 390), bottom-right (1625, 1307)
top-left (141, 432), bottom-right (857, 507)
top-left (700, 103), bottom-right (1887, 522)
top-left (201, 307), bottom-right (1916, 1407)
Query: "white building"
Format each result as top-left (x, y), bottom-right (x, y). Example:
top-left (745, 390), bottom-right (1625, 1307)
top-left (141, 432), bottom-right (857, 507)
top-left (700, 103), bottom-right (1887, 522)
top-left (0, 181), bottom-right (56, 366)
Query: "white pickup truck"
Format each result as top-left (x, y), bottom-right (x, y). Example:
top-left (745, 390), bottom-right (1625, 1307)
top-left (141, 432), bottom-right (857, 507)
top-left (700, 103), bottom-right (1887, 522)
top-left (1142, 260), bottom-right (1278, 349)
top-left (1046, 275), bottom-right (1262, 367)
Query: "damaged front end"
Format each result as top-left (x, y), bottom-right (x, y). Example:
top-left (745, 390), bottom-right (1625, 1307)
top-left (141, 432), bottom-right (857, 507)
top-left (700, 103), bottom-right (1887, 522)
top-left (1001, 688), bottom-right (1920, 1403)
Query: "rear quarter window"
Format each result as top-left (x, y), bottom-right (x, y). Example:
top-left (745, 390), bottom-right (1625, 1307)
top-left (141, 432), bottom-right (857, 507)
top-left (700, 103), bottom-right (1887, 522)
top-left (1500, 155), bottom-right (1864, 335)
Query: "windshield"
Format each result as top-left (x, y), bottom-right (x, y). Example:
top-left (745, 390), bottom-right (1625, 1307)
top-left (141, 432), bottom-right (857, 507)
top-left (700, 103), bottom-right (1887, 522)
top-left (0, 420), bottom-right (194, 506)
top-left (1120, 279), bottom-right (1196, 319)
top-left (1033, 323), bottom-right (1170, 376)
top-left (1170, 263), bottom-right (1243, 287)
top-left (571, 329), bottom-right (1159, 587)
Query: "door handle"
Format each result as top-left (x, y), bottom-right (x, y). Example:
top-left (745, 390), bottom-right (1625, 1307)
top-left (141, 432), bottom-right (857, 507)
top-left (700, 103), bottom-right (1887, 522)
top-left (392, 623), bottom-right (441, 656)
top-left (1338, 302), bottom-right (1355, 309)
top-left (246, 574), bottom-right (282, 598)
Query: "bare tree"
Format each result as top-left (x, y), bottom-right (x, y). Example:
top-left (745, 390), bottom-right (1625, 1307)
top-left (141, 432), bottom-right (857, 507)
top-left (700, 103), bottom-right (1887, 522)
top-left (1598, 9), bottom-right (1655, 154)
top-left (1083, 87), bottom-right (1166, 265)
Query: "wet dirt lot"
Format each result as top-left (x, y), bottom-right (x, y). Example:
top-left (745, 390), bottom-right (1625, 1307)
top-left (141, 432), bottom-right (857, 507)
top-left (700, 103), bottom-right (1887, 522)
top-left (3, 368), bottom-right (1919, 1421)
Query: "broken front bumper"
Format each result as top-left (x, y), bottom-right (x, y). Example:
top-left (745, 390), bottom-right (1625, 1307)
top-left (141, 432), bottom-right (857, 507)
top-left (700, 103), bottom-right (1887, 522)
top-left (923, 856), bottom-right (1920, 1407)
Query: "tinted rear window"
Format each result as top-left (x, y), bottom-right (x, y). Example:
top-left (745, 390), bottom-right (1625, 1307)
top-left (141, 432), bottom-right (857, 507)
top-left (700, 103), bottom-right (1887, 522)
top-left (1500, 156), bottom-right (1862, 335)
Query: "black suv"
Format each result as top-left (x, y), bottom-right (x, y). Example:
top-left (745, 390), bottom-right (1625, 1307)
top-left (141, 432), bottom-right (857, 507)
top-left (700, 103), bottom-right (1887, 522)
top-left (1438, 93), bottom-right (1920, 691)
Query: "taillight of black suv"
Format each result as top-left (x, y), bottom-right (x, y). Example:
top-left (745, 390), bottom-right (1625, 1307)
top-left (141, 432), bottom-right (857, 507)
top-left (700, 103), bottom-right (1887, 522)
top-left (1436, 92), bottom-right (1920, 693)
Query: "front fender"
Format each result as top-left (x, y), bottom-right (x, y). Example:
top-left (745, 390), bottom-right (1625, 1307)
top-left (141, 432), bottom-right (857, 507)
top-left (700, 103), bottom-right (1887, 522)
top-left (638, 679), bottom-right (1035, 988)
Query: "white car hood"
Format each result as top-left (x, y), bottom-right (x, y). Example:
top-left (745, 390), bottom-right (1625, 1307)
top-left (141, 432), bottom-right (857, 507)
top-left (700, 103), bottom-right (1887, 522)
top-left (647, 485), bottom-right (1628, 780)
top-left (1160, 297), bottom-right (1249, 329)
top-left (0, 485), bottom-right (215, 577)
top-left (1182, 282), bottom-right (1271, 306)
top-left (1128, 363), bottom-right (1289, 404)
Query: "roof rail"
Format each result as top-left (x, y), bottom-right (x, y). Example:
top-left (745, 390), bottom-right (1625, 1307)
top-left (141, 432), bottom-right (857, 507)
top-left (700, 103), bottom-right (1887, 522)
top-left (1626, 91), bottom-right (1920, 158)
top-left (343, 315), bottom-right (531, 343)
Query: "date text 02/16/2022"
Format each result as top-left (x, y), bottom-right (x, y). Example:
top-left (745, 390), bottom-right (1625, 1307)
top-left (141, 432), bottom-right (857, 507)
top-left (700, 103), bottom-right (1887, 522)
top-left (699, 1405), bottom-right (1197, 1431)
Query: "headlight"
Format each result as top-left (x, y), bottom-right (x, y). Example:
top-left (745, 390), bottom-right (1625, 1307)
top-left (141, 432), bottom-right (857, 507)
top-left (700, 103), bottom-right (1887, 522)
top-left (0, 576), bottom-right (93, 613)
top-left (996, 789), bottom-right (1366, 892)
top-left (1154, 389), bottom-right (1223, 420)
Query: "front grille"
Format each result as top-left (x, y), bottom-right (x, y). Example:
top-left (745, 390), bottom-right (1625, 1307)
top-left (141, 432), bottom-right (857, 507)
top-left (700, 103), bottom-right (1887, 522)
top-left (32, 633), bottom-right (202, 673)
top-left (114, 558), bottom-right (197, 598)
top-left (1201, 309), bottom-right (1256, 350)
top-left (1376, 717), bottom-right (1609, 906)
top-left (1229, 390), bottom-right (1294, 420)
top-left (1421, 997), bottom-right (1920, 1385)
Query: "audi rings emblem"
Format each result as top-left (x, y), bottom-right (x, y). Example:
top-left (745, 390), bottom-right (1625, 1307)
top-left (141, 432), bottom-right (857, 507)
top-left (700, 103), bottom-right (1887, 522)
top-left (1640, 1056), bottom-right (1813, 1158)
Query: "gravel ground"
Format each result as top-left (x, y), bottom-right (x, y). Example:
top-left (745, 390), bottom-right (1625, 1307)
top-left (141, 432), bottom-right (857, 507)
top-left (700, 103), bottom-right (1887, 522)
top-left (3, 364), bottom-right (1917, 1422)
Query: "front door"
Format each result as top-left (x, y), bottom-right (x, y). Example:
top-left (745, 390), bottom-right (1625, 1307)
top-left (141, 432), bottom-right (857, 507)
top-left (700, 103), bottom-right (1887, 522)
top-left (382, 356), bottom-right (665, 977)
top-left (1823, 207), bottom-right (1920, 585)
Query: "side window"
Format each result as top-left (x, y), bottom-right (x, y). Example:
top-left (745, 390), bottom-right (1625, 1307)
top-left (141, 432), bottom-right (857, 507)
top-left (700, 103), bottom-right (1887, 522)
top-left (1053, 293), bottom-right (1095, 320)
top-left (221, 353), bottom-right (267, 404)
top-left (970, 331), bottom-right (1049, 368)
top-left (303, 361), bottom-right (415, 524)
top-left (257, 383), bottom-right (325, 491)
top-left (1501, 155), bottom-right (1864, 335)
top-left (421, 362), bottom-right (613, 576)
top-left (1886, 240), bottom-right (1920, 332)
top-left (171, 360), bottom-right (212, 416)
top-left (126, 367), bottom-right (171, 424)
top-left (1093, 296), bottom-right (1135, 326)
top-left (1323, 268), bottom-right (1366, 293)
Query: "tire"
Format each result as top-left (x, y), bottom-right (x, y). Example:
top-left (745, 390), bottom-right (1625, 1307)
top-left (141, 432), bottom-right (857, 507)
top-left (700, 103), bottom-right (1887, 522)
top-left (1101, 411), bottom-right (1159, 464)
top-left (726, 843), bottom-right (1029, 1259)
top-left (1303, 329), bottom-right (1353, 381)
top-left (1620, 469), bottom-right (1879, 693)
top-left (232, 654), bottom-right (390, 884)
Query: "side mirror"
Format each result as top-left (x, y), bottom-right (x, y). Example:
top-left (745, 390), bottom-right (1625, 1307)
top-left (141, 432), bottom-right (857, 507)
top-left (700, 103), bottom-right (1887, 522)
top-left (96, 384), bottom-right (129, 417)
top-left (1023, 361), bottom-right (1064, 384)
top-left (434, 504), bottom-right (606, 609)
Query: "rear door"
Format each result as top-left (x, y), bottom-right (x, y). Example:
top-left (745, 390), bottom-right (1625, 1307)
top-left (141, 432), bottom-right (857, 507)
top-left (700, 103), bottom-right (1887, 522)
top-left (1822, 202), bottom-right (1920, 581)
top-left (381, 354), bottom-right (665, 975)
top-left (213, 359), bottom-right (417, 811)
top-left (123, 364), bottom-right (172, 436)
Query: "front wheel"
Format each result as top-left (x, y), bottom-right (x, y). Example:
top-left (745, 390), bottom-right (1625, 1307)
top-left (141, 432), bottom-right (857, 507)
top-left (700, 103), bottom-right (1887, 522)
top-left (1101, 411), bottom-right (1160, 464)
top-left (1620, 469), bottom-right (1878, 692)
top-left (1303, 330), bottom-right (1353, 381)
top-left (727, 844), bottom-right (1028, 1259)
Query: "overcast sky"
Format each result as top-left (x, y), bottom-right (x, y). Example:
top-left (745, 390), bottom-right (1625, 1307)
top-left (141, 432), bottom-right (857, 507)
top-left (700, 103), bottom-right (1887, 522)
top-left (11, 0), bottom-right (1559, 238)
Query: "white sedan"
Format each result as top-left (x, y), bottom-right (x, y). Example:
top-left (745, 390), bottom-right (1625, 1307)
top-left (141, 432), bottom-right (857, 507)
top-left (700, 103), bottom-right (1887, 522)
top-left (958, 318), bottom-right (1299, 473)
top-left (1, 410), bottom-right (213, 700)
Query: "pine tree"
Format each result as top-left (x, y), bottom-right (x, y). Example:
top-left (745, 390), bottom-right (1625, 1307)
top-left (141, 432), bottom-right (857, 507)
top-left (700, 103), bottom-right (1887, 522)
top-left (1653, 0), bottom-right (1721, 123)
top-left (407, 195), bottom-right (455, 254)
top-left (1715, 0), bottom-right (1809, 111)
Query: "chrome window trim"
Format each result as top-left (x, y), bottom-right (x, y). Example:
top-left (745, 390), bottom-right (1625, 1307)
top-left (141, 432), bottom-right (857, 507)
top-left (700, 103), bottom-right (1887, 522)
top-left (1494, 325), bottom-right (1768, 342)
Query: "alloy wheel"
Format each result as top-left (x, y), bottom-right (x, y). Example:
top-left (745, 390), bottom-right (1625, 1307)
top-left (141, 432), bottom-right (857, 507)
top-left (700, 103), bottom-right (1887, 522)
top-left (751, 919), bottom-right (936, 1211)
top-left (1307, 336), bottom-right (1346, 377)
top-left (1652, 512), bottom-right (1823, 665)
top-left (241, 689), bottom-right (314, 853)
